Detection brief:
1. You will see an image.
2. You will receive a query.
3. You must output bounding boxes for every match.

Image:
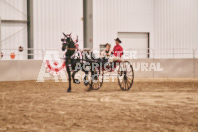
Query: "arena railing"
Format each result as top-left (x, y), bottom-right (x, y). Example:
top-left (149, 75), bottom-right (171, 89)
top-left (0, 48), bottom-right (44, 60)
top-left (124, 48), bottom-right (198, 59)
top-left (0, 48), bottom-right (198, 60)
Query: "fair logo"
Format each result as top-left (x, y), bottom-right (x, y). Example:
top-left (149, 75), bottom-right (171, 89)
top-left (37, 51), bottom-right (67, 82)
top-left (37, 50), bottom-right (164, 82)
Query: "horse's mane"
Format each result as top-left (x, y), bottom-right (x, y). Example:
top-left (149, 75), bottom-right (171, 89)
top-left (65, 37), bottom-right (76, 57)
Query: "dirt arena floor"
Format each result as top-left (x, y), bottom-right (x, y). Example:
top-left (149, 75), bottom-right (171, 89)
top-left (0, 79), bottom-right (198, 132)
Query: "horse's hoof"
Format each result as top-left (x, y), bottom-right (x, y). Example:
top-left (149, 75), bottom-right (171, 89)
top-left (67, 89), bottom-right (71, 93)
top-left (73, 79), bottom-right (80, 84)
top-left (84, 82), bottom-right (89, 86)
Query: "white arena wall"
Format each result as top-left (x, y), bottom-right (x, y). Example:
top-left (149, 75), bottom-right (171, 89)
top-left (93, 0), bottom-right (154, 50)
top-left (1, 0), bottom-right (198, 59)
top-left (0, 59), bottom-right (198, 81)
top-left (0, 0), bottom-right (28, 60)
top-left (32, 0), bottom-right (84, 55)
top-left (93, 0), bottom-right (198, 57)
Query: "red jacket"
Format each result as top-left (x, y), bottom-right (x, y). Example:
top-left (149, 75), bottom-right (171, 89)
top-left (113, 44), bottom-right (123, 57)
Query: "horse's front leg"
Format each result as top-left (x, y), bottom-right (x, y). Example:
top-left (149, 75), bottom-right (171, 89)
top-left (66, 66), bottom-right (71, 92)
top-left (71, 61), bottom-right (81, 84)
top-left (72, 69), bottom-right (80, 84)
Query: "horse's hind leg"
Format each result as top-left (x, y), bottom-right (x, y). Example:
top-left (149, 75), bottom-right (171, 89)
top-left (72, 70), bottom-right (80, 84)
top-left (82, 68), bottom-right (89, 86)
top-left (66, 66), bottom-right (71, 92)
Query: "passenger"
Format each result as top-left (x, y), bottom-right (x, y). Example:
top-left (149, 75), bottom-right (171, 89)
top-left (101, 43), bottom-right (112, 58)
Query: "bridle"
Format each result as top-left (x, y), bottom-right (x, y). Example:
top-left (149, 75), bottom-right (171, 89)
top-left (62, 32), bottom-right (79, 52)
top-left (67, 47), bottom-right (76, 51)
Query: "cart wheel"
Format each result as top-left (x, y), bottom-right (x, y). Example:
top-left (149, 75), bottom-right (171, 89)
top-left (118, 61), bottom-right (134, 91)
top-left (90, 69), bottom-right (104, 90)
top-left (83, 71), bottom-right (93, 91)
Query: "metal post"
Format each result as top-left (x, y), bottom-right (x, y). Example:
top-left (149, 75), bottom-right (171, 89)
top-left (0, 17), bottom-right (1, 59)
top-left (193, 49), bottom-right (195, 78)
top-left (147, 33), bottom-right (150, 58)
top-left (27, 0), bottom-right (34, 59)
top-left (83, 0), bottom-right (93, 49)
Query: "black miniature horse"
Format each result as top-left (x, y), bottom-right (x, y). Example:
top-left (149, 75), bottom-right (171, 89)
top-left (61, 33), bottom-right (89, 92)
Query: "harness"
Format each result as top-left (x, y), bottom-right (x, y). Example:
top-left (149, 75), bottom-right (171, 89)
top-left (70, 49), bottom-right (82, 59)
top-left (67, 47), bottom-right (76, 50)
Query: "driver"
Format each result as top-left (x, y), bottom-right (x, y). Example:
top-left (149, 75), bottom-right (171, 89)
top-left (109, 38), bottom-right (123, 62)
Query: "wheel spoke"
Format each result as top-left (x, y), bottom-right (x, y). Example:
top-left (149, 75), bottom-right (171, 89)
top-left (95, 84), bottom-right (98, 89)
top-left (126, 75), bottom-right (133, 80)
top-left (121, 79), bottom-right (124, 89)
top-left (125, 79), bottom-right (129, 89)
top-left (97, 78), bottom-right (100, 85)
top-left (127, 77), bottom-right (133, 82)
top-left (95, 83), bottom-right (98, 89)
top-left (126, 71), bottom-right (133, 75)
top-left (121, 79), bottom-right (125, 88)
top-left (124, 79), bottom-right (127, 90)
top-left (125, 79), bottom-right (128, 90)
top-left (128, 69), bottom-right (132, 73)
top-left (127, 79), bottom-right (131, 88)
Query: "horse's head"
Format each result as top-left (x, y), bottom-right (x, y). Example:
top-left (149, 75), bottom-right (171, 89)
top-left (61, 32), bottom-right (77, 57)
top-left (61, 33), bottom-right (75, 51)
